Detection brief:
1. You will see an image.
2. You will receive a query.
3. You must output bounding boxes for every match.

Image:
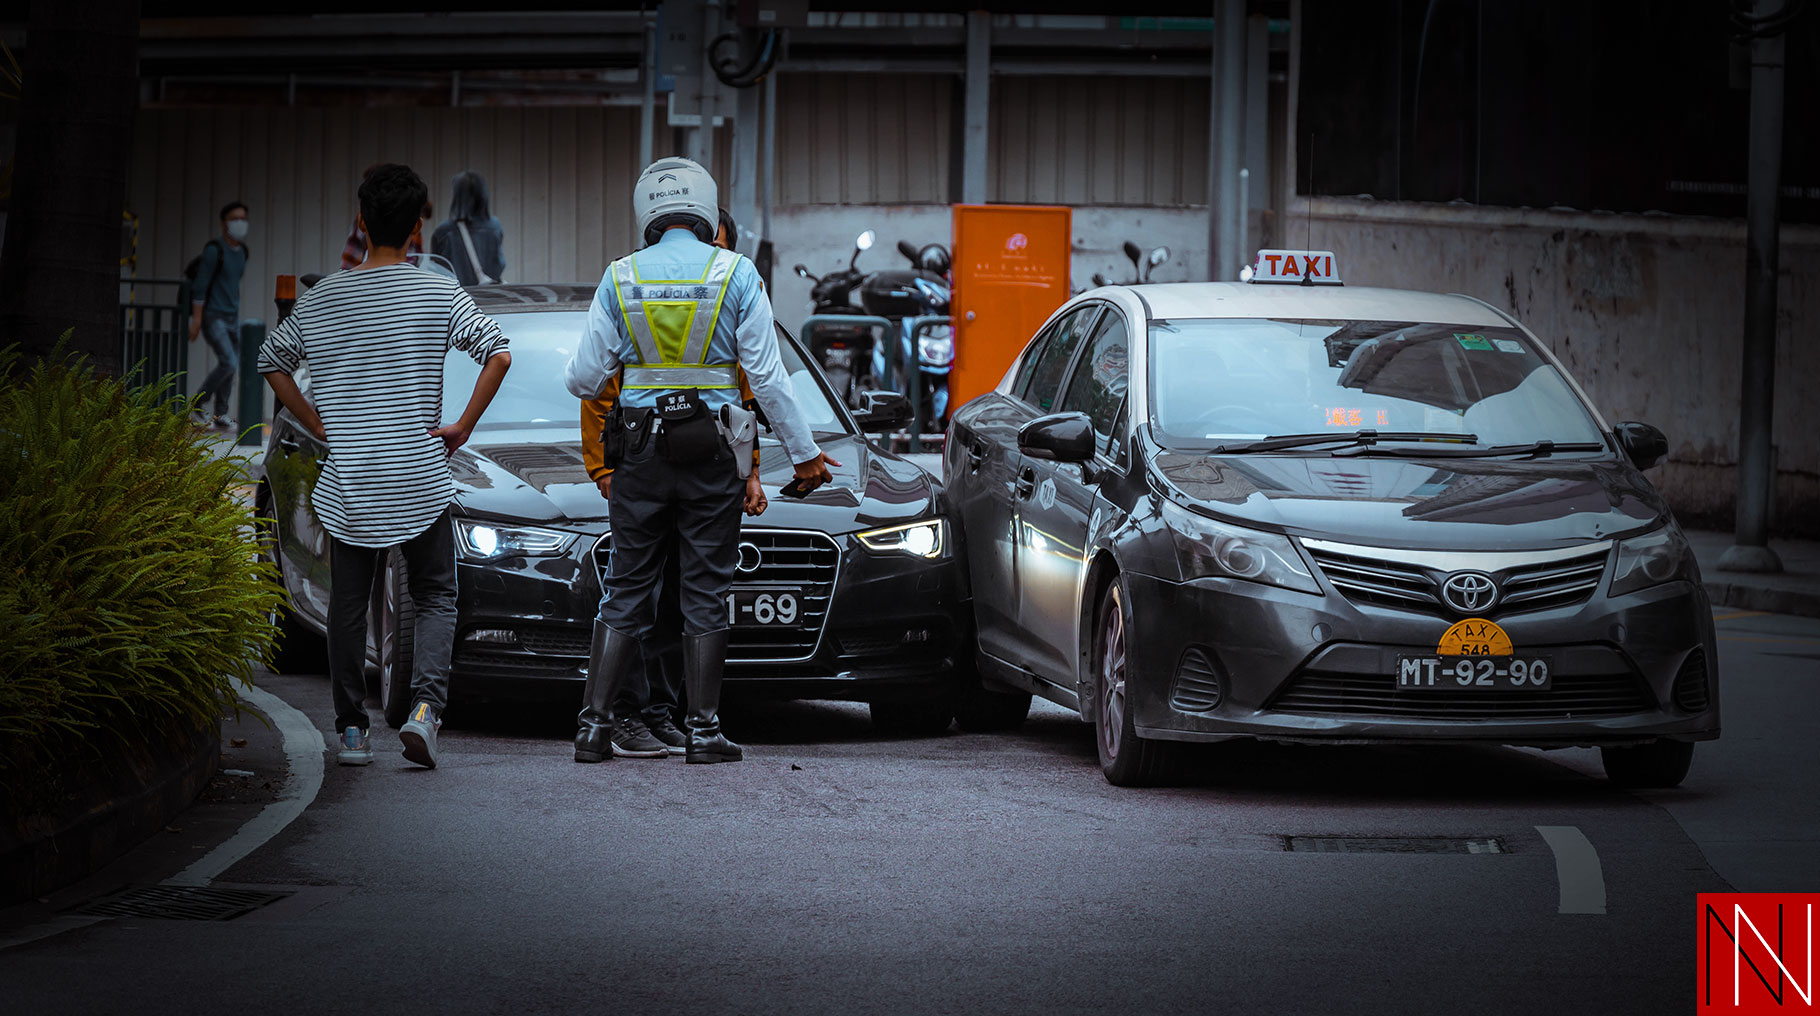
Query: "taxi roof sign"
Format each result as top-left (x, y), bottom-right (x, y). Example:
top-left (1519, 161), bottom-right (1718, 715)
top-left (1244, 249), bottom-right (1343, 286)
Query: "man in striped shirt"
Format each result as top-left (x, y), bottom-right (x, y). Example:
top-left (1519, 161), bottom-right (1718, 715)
top-left (258, 163), bottom-right (512, 770)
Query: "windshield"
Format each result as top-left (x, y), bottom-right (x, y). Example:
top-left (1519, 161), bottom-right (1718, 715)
top-left (1148, 318), bottom-right (1606, 450)
top-left (445, 311), bottom-right (848, 433)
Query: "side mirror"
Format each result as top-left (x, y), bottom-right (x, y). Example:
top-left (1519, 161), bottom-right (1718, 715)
top-left (1615, 421), bottom-right (1668, 470)
top-left (856, 230), bottom-right (875, 251)
top-left (1122, 240), bottom-right (1142, 269)
top-left (1147, 246), bottom-right (1171, 268)
top-left (1091, 272), bottom-right (1110, 288)
top-left (896, 239), bottom-right (919, 262)
top-left (793, 264), bottom-right (814, 280)
top-left (1019, 412), bottom-right (1095, 463)
top-left (299, 273), bottom-right (324, 290)
top-left (852, 389), bottom-right (912, 432)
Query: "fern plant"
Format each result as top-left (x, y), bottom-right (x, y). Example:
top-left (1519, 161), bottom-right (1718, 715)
top-left (0, 343), bottom-right (283, 801)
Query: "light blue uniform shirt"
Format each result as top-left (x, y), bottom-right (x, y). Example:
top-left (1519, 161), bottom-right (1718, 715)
top-left (565, 229), bottom-right (822, 465)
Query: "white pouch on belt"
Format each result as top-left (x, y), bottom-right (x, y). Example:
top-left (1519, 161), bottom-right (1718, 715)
top-left (717, 402), bottom-right (758, 479)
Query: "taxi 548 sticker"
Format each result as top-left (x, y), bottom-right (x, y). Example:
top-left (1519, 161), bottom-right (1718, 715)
top-left (1437, 618), bottom-right (1512, 656)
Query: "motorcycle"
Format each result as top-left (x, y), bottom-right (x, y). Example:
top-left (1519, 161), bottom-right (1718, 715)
top-left (794, 230), bottom-right (883, 409)
top-left (863, 238), bottom-right (953, 434)
top-left (795, 231), bottom-right (955, 435)
top-left (1089, 240), bottom-right (1171, 289)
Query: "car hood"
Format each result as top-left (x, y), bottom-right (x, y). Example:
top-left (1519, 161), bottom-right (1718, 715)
top-left (1148, 450), bottom-right (1667, 551)
top-left (450, 428), bottom-right (938, 533)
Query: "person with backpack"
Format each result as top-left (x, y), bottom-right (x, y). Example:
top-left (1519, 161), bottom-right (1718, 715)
top-left (431, 171), bottom-right (506, 287)
top-left (188, 201), bottom-right (250, 429)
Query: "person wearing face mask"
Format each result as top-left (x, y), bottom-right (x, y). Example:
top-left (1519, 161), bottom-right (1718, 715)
top-left (189, 201), bottom-right (251, 430)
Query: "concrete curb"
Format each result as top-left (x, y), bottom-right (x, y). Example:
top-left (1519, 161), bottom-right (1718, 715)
top-left (1703, 580), bottom-right (1820, 620)
top-left (0, 719), bottom-right (220, 904)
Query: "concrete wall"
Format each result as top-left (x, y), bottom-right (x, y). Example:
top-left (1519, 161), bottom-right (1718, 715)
top-left (1297, 196), bottom-right (1820, 537)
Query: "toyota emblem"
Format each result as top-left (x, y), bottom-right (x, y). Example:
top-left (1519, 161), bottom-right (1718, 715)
top-left (1440, 571), bottom-right (1499, 614)
top-left (736, 542), bottom-right (763, 575)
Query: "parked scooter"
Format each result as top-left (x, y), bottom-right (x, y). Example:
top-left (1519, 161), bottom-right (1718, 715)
top-left (863, 239), bottom-right (953, 432)
top-left (794, 231), bottom-right (882, 408)
top-left (1089, 240), bottom-right (1171, 289)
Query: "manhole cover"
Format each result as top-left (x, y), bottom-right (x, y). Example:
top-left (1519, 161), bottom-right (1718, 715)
top-left (75, 885), bottom-right (293, 921)
top-left (1283, 836), bottom-right (1508, 854)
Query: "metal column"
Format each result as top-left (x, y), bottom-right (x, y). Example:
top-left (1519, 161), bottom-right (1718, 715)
top-left (1720, 0), bottom-right (1787, 573)
top-left (639, 20), bottom-right (655, 170)
top-left (1208, 0), bottom-right (1246, 282)
top-left (758, 71), bottom-right (777, 289)
top-left (962, 11), bottom-right (990, 205)
top-left (732, 82), bottom-right (761, 254)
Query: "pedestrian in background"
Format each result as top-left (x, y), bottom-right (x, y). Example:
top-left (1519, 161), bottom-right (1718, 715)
top-left (188, 201), bottom-right (250, 430)
top-left (577, 207), bottom-right (764, 758)
top-left (259, 163), bottom-right (513, 770)
top-left (432, 171), bottom-right (507, 287)
top-left (340, 164), bottom-right (426, 270)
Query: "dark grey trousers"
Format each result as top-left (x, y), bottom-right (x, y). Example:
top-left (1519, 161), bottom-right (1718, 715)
top-left (615, 547), bottom-right (685, 726)
top-left (326, 507), bottom-right (459, 732)
top-left (598, 438), bottom-right (743, 641)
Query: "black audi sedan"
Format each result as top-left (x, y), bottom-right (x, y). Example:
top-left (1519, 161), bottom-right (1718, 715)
top-left (944, 266), bottom-right (1719, 787)
top-left (257, 283), bottom-right (968, 734)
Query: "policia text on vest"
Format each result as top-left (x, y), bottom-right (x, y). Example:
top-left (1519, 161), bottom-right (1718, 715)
top-left (563, 157), bottom-right (837, 766)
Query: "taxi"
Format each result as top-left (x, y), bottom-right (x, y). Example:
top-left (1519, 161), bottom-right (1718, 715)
top-left (944, 250), bottom-right (1718, 787)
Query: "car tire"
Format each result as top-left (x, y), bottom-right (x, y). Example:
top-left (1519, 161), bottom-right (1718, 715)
top-left (1092, 579), bottom-right (1174, 787)
top-left (254, 492), bottom-right (328, 674)
top-left (377, 551), bottom-right (416, 729)
top-left (1600, 740), bottom-right (1694, 789)
top-left (869, 697), bottom-right (954, 738)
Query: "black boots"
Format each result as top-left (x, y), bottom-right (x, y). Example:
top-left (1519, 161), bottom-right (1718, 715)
top-left (683, 629), bottom-right (742, 764)
top-left (575, 621), bottom-right (639, 763)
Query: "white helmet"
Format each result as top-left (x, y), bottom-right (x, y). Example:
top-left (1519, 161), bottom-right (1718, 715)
top-left (634, 157), bottom-right (717, 245)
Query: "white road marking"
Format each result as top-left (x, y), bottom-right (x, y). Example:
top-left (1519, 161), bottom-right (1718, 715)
top-left (166, 684), bottom-right (325, 887)
top-left (1536, 825), bottom-right (1607, 915)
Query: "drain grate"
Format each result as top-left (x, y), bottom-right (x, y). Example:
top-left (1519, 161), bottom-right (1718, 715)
top-left (76, 885), bottom-right (293, 921)
top-left (1283, 835), bottom-right (1508, 854)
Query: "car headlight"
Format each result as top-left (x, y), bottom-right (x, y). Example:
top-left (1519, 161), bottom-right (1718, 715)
top-left (857, 519), bottom-right (947, 559)
top-left (1160, 499), bottom-right (1320, 594)
top-left (454, 519), bottom-right (576, 561)
top-left (1609, 524), bottom-right (1696, 597)
top-left (917, 331), bottom-right (955, 368)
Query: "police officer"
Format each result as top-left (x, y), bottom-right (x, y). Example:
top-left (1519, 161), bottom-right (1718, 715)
top-left (564, 157), bottom-right (835, 765)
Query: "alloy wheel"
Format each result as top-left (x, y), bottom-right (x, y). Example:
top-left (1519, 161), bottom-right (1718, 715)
top-left (1098, 587), bottom-right (1127, 762)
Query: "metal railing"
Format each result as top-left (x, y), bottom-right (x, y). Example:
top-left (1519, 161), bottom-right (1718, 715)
top-left (119, 277), bottom-right (191, 392)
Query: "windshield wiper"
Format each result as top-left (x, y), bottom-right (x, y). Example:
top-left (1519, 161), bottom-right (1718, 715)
top-left (1334, 439), bottom-right (1607, 458)
top-left (1210, 430), bottom-right (1480, 454)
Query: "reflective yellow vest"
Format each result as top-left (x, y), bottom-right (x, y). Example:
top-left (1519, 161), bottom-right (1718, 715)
top-left (608, 246), bottom-right (742, 392)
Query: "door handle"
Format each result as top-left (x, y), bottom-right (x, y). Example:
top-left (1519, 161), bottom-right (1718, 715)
top-left (278, 436), bottom-right (302, 453)
top-left (1013, 467), bottom-right (1036, 501)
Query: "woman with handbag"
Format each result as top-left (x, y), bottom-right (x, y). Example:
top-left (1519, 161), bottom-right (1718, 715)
top-left (431, 171), bottom-right (507, 287)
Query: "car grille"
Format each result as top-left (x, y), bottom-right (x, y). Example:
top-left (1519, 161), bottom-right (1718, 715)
top-left (592, 528), bottom-right (841, 664)
top-left (1170, 648), bottom-right (1225, 712)
top-left (1270, 663), bottom-right (1652, 720)
top-left (1302, 542), bottom-right (1609, 619)
top-left (516, 627), bottom-right (591, 656)
top-left (452, 647), bottom-right (581, 676)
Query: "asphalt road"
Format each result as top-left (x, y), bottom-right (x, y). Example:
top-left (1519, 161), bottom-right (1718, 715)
top-left (2, 607), bottom-right (1814, 1016)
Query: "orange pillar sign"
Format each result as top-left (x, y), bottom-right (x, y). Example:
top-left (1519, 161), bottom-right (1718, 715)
top-left (949, 204), bottom-right (1072, 412)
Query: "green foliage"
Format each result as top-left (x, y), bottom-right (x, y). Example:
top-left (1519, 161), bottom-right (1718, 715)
top-left (0, 342), bottom-right (282, 791)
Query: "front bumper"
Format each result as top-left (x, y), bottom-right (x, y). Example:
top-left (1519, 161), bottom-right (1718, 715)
top-left (1120, 571), bottom-right (1720, 748)
top-left (446, 529), bottom-right (967, 703)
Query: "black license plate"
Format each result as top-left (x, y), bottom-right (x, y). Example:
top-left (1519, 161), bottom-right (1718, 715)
top-left (1395, 655), bottom-right (1553, 691)
top-left (725, 587), bottom-right (804, 628)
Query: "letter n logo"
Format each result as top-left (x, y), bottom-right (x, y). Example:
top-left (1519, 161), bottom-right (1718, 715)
top-left (1698, 893), bottom-right (1819, 1012)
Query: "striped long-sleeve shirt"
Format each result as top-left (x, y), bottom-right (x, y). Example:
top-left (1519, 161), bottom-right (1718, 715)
top-left (256, 264), bottom-right (508, 548)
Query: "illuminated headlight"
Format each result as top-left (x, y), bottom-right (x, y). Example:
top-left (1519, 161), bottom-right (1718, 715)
top-left (455, 519), bottom-right (576, 561)
top-left (1160, 499), bottom-right (1320, 594)
top-left (917, 331), bottom-right (955, 368)
top-left (857, 519), bottom-right (947, 559)
top-left (1609, 525), bottom-right (1695, 597)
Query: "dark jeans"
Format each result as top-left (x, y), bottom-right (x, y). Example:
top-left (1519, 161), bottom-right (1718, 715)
top-left (327, 507), bottom-right (459, 732)
top-left (616, 548), bottom-right (685, 726)
top-left (598, 437), bottom-right (742, 640)
top-left (196, 314), bottom-right (238, 417)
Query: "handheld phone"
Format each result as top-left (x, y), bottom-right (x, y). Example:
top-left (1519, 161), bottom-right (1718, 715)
top-left (779, 477), bottom-right (816, 499)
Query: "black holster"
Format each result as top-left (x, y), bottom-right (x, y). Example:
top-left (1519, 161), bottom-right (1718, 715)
top-left (600, 404), bottom-right (653, 467)
top-left (654, 391), bottom-right (724, 465)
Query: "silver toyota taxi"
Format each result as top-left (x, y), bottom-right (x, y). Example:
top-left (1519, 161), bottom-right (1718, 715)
top-left (945, 249), bottom-right (1718, 787)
